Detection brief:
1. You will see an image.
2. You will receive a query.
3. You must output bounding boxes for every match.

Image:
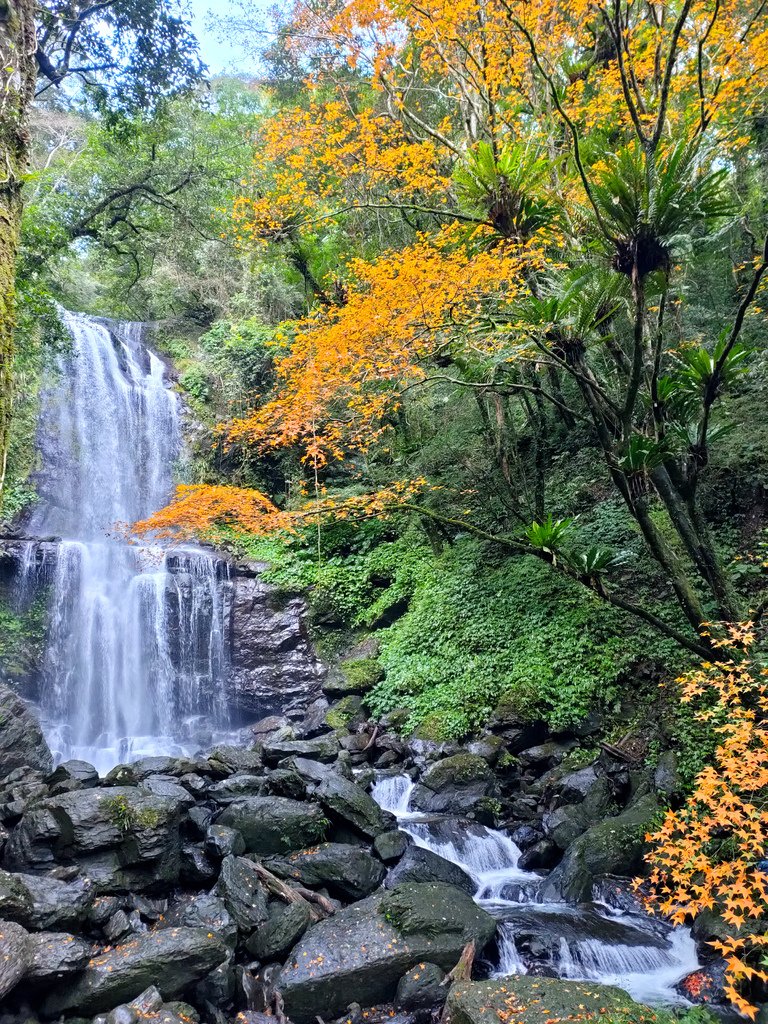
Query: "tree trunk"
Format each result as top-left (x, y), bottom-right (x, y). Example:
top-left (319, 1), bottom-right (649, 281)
top-left (0, 0), bottom-right (37, 496)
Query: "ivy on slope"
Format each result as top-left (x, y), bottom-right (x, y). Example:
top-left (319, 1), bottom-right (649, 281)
top-left (245, 530), bottom-right (685, 741)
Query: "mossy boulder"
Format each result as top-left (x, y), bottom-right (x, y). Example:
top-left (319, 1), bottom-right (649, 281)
top-left (446, 976), bottom-right (649, 1024)
top-left (280, 882), bottom-right (496, 1023)
top-left (324, 657), bottom-right (384, 697)
top-left (325, 695), bottom-right (366, 732)
top-left (542, 793), bottom-right (659, 902)
top-left (216, 797), bottom-right (328, 856)
top-left (411, 753), bottom-right (495, 814)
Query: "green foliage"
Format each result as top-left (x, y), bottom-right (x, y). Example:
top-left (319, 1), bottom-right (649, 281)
top-left (179, 365), bottom-right (211, 404)
top-left (0, 595), bottom-right (48, 681)
top-left (340, 657), bottom-right (384, 692)
top-left (102, 794), bottom-right (136, 832)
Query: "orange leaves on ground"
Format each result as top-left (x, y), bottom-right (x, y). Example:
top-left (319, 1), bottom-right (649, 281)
top-left (642, 623), bottom-right (768, 1017)
top-left (227, 227), bottom-right (548, 467)
top-left (132, 481), bottom-right (428, 544)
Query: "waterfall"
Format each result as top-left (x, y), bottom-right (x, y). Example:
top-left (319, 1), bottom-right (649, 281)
top-left (372, 773), bottom-right (700, 1005)
top-left (17, 310), bottom-right (234, 774)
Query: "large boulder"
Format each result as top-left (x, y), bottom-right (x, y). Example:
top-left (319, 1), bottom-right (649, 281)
top-left (267, 843), bottom-right (385, 901)
top-left (385, 846), bottom-right (475, 894)
top-left (245, 900), bottom-right (312, 962)
top-left (0, 684), bottom-right (52, 778)
top-left (4, 788), bottom-right (182, 891)
top-left (216, 797), bottom-right (327, 856)
top-left (41, 926), bottom-right (228, 1015)
top-left (542, 794), bottom-right (659, 902)
top-left (0, 919), bottom-right (31, 998)
top-left (26, 929), bottom-right (92, 979)
top-left (215, 855), bottom-right (269, 932)
top-left (11, 872), bottom-right (93, 930)
top-left (280, 882), bottom-right (496, 1023)
top-left (445, 976), bottom-right (647, 1024)
top-left (410, 754), bottom-right (495, 815)
top-left (315, 772), bottom-right (395, 839)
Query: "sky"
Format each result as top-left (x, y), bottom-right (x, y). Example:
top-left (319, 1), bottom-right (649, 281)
top-left (188, 0), bottom-right (269, 74)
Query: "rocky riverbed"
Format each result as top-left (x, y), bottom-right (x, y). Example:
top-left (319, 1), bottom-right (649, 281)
top-left (0, 672), bottom-right (732, 1024)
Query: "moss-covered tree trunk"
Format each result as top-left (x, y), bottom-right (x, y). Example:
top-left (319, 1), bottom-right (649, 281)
top-left (0, 0), bottom-right (35, 496)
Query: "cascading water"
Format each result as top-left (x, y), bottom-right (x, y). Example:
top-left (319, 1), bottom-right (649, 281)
top-left (371, 774), bottom-right (700, 1005)
top-left (17, 310), bottom-right (234, 774)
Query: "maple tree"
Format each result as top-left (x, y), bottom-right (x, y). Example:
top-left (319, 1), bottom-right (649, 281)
top-left (139, 0), bottom-right (768, 658)
top-left (642, 623), bottom-right (768, 1018)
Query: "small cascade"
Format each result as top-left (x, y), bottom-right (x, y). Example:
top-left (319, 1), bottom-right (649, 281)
top-left (372, 773), bottom-right (700, 1006)
top-left (496, 923), bottom-right (527, 976)
top-left (10, 310), bottom-right (235, 774)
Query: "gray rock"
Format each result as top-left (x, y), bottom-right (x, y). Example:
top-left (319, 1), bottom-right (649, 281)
top-left (205, 824), bottom-right (246, 858)
top-left (517, 742), bottom-right (575, 770)
top-left (0, 684), bottom-right (53, 777)
top-left (216, 797), bottom-right (327, 856)
top-left (396, 961), bottom-right (446, 1010)
top-left (13, 873), bottom-right (93, 930)
top-left (42, 926), bottom-right (229, 1015)
top-left (26, 929), bottom-right (92, 978)
top-left (245, 899), bottom-right (311, 961)
top-left (206, 745), bottom-right (263, 774)
top-left (139, 777), bottom-right (195, 809)
top-left (46, 759), bottom-right (99, 789)
top-left (180, 844), bottom-right (218, 886)
top-left (5, 788), bottom-right (181, 886)
top-left (653, 750), bottom-right (682, 798)
top-left (386, 846), bottom-right (475, 894)
top-left (315, 772), bottom-right (394, 839)
top-left (0, 919), bottom-right (31, 997)
top-left (0, 868), bottom-right (33, 922)
top-left (215, 855), bottom-right (269, 932)
top-left (267, 843), bottom-right (385, 901)
top-left (280, 883), bottom-right (496, 1023)
top-left (207, 773), bottom-right (265, 805)
top-left (517, 839), bottom-right (559, 871)
top-left (169, 893), bottom-right (237, 949)
top-left (264, 735), bottom-right (340, 765)
top-left (229, 571), bottom-right (325, 719)
top-left (104, 910), bottom-right (133, 942)
top-left (374, 830), bottom-right (411, 863)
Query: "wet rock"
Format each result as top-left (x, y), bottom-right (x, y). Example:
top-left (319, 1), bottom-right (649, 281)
top-left (280, 882), bottom-right (496, 1023)
top-left (0, 684), bottom-right (53, 777)
top-left (267, 843), bottom-right (385, 901)
top-left (42, 926), bottom-right (229, 1015)
top-left (374, 831), bottom-right (411, 863)
top-left (180, 844), bottom-right (218, 886)
top-left (517, 741), bottom-right (575, 770)
top-left (517, 839), bottom-right (559, 871)
top-left (26, 929), bottom-right (92, 978)
top-left (653, 750), bottom-right (682, 800)
top-left (216, 797), bottom-right (327, 856)
top-left (509, 825), bottom-right (540, 851)
top-left (0, 919), bottom-right (31, 997)
top-left (263, 735), bottom-right (340, 765)
top-left (205, 824), bottom-right (246, 858)
top-left (229, 572), bottom-right (325, 719)
top-left (46, 759), bottom-right (99, 789)
top-left (245, 899), bottom-right (312, 961)
top-left (251, 714), bottom-right (292, 740)
top-left (677, 963), bottom-right (729, 1005)
top-left (0, 868), bottom-right (33, 921)
top-left (315, 772), bottom-right (395, 839)
top-left (446, 976), bottom-right (646, 1024)
top-left (207, 773), bottom-right (266, 805)
top-left (178, 773), bottom-right (208, 797)
top-left (294, 697), bottom-right (331, 739)
top-left (207, 745), bottom-right (263, 774)
top-left (108, 756), bottom-right (201, 783)
top-left (385, 846), bottom-right (475, 894)
top-left (104, 909), bottom-right (133, 942)
top-left (187, 805), bottom-right (214, 838)
top-left (168, 893), bottom-right (238, 949)
top-left (215, 855), bottom-right (269, 932)
top-left (466, 735), bottom-right (505, 764)
top-left (5, 788), bottom-right (182, 887)
top-left (140, 777), bottom-right (196, 809)
top-left (410, 754), bottom-right (495, 815)
top-left (265, 767), bottom-right (307, 800)
top-left (12, 873), bottom-right (93, 930)
top-left (396, 962), bottom-right (447, 1010)
top-left (542, 794), bottom-right (658, 902)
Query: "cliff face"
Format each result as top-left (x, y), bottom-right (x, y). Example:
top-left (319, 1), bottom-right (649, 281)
top-left (228, 560), bottom-right (326, 720)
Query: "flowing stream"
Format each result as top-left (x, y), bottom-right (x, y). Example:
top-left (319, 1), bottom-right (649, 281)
top-left (17, 310), bottom-right (234, 774)
top-left (372, 774), bottom-right (700, 1004)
